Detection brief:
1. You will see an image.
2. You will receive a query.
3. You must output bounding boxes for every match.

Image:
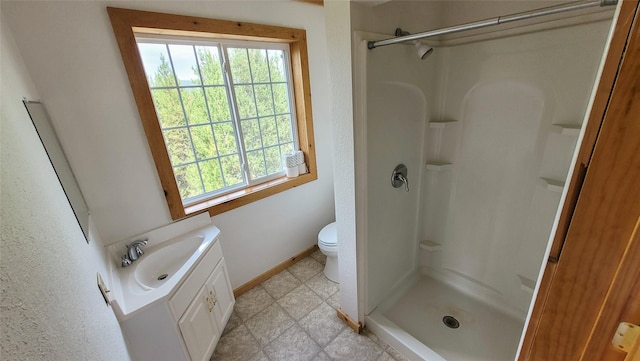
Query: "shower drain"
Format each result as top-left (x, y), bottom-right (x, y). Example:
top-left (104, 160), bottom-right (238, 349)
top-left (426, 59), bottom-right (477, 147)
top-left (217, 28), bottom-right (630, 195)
top-left (442, 315), bottom-right (460, 329)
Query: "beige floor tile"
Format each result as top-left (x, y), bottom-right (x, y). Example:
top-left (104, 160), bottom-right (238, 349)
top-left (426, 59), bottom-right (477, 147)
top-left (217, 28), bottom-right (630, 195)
top-left (311, 351), bottom-right (332, 361)
top-left (248, 351), bottom-right (270, 361)
top-left (299, 302), bottom-right (346, 347)
top-left (262, 269), bottom-right (301, 300)
top-left (306, 272), bottom-right (339, 300)
top-left (234, 285), bottom-right (274, 321)
top-left (211, 324), bottom-right (260, 361)
top-left (211, 255), bottom-right (411, 361)
top-left (326, 290), bottom-right (340, 310)
top-left (245, 303), bottom-right (295, 346)
top-left (221, 310), bottom-right (242, 337)
top-left (310, 249), bottom-right (327, 265)
top-left (287, 257), bottom-right (324, 282)
top-left (324, 328), bottom-right (384, 361)
top-left (278, 284), bottom-right (323, 320)
top-left (377, 352), bottom-right (395, 361)
top-left (263, 324), bottom-right (321, 361)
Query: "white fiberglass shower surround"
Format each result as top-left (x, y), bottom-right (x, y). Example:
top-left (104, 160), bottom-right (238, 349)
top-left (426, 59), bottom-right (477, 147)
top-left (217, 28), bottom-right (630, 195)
top-left (355, 1), bottom-right (617, 361)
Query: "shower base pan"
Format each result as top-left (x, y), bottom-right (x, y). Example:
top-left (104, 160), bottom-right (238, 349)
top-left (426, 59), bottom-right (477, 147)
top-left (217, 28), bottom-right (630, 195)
top-left (366, 275), bottom-right (524, 361)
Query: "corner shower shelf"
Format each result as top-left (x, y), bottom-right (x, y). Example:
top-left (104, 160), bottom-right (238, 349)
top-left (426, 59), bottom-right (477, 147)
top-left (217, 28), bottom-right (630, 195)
top-left (429, 120), bottom-right (458, 129)
top-left (425, 162), bottom-right (453, 171)
top-left (552, 124), bottom-right (581, 136)
top-left (420, 240), bottom-right (443, 252)
top-left (540, 178), bottom-right (565, 192)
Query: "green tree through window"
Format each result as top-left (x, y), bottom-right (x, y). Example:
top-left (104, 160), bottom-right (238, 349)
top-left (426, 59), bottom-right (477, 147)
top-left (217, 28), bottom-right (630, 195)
top-left (137, 39), bottom-right (296, 203)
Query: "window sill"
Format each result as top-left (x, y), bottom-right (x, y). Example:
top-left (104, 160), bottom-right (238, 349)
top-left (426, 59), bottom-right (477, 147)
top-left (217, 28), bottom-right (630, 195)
top-left (184, 172), bottom-right (317, 217)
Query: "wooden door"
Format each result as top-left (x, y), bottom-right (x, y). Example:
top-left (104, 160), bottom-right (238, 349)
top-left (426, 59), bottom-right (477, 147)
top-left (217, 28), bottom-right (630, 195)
top-left (519, 1), bottom-right (640, 360)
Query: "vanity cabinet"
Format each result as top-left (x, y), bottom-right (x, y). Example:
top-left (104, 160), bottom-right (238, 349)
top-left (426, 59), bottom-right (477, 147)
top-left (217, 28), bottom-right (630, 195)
top-left (118, 229), bottom-right (235, 361)
top-left (178, 261), bottom-right (234, 361)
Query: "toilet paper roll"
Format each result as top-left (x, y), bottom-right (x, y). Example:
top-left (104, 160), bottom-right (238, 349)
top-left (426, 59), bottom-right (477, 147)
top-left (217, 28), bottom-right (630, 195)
top-left (285, 153), bottom-right (298, 168)
top-left (294, 150), bottom-right (304, 165)
top-left (286, 166), bottom-right (299, 178)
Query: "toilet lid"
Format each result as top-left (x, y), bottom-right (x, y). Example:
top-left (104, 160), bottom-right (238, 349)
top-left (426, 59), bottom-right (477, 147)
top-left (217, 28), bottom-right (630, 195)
top-left (318, 222), bottom-right (337, 247)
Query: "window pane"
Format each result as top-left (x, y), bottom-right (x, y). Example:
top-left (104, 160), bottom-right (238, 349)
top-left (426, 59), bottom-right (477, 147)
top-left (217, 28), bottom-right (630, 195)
top-left (195, 46), bottom-right (224, 85)
top-left (164, 128), bottom-right (195, 165)
top-left (138, 43), bottom-right (176, 87)
top-left (152, 89), bottom-right (186, 128)
top-left (212, 122), bottom-right (238, 156)
top-left (248, 49), bottom-right (270, 83)
top-left (168, 44), bottom-right (199, 86)
top-left (190, 125), bottom-right (217, 160)
top-left (264, 146), bottom-right (282, 174)
top-left (247, 150), bottom-right (266, 179)
top-left (272, 83), bottom-right (290, 114)
top-left (205, 86), bottom-right (231, 122)
top-left (260, 117), bottom-right (278, 147)
top-left (255, 84), bottom-right (274, 117)
top-left (220, 155), bottom-right (244, 187)
top-left (200, 159), bottom-right (224, 193)
top-left (268, 50), bottom-right (286, 82)
top-left (228, 48), bottom-right (251, 83)
top-left (276, 115), bottom-right (293, 143)
top-left (180, 88), bottom-right (209, 124)
top-left (280, 143), bottom-right (294, 158)
top-left (234, 85), bottom-right (257, 119)
top-left (241, 119), bottom-right (262, 151)
top-left (174, 163), bottom-right (202, 199)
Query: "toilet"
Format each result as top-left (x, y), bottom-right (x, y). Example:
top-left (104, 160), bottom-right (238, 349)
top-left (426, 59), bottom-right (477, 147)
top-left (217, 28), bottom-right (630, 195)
top-left (318, 222), bottom-right (339, 283)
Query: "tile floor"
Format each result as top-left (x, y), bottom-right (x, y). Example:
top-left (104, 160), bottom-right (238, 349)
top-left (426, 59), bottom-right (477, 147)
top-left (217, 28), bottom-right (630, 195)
top-left (211, 250), bottom-right (408, 361)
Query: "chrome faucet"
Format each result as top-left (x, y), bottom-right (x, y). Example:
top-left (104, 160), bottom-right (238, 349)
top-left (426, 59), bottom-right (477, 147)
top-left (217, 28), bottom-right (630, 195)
top-left (121, 239), bottom-right (148, 267)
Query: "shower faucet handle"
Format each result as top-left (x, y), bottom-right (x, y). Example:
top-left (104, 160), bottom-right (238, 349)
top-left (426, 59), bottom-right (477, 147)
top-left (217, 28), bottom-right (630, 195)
top-left (391, 164), bottom-right (409, 192)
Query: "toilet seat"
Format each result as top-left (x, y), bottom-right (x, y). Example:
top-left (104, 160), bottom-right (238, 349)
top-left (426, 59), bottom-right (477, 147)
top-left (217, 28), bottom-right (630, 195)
top-left (318, 222), bottom-right (337, 249)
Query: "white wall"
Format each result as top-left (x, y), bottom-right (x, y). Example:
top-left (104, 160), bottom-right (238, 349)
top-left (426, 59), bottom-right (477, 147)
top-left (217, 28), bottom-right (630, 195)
top-left (2, 0), bottom-right (335, 288)
top-left (323, 0), bottom-right (359, 321)
top-left (0, 16), bottom-right (131, 361)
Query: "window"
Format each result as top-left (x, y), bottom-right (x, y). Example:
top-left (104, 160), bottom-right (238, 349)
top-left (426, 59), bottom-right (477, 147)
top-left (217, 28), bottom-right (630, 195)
top-left (108, 7), bottom-right (317, 220)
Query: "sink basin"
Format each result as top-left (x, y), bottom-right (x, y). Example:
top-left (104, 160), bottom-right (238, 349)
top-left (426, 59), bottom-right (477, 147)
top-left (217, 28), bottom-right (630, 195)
top-left (134, 234), bottom-right (205, 290)
top-left (108, 218), bottom-right (221, 320)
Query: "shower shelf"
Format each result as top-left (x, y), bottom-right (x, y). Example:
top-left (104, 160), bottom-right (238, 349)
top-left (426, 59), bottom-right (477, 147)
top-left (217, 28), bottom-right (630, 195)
top-left (420, 240), bottom-right (442, 252)
top-left (425, 162), bottom-right (453, 171)
top-left (540, 177), bottom-right (565, 192)
top-left (429, 120), bottom-right (458, 129)
top-left (552, 124), bottom-right (581, 136)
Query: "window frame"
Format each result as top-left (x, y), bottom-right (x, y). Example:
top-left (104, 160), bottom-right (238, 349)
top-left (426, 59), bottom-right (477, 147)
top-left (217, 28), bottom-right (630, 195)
top-left (108, 7), bottom-right (317, 220)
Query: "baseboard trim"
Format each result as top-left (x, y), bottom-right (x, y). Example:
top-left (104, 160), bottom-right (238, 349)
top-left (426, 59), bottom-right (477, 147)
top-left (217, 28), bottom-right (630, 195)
top-left (233, 244), bottom-right (319, 297)
top-left (337, 308), bottom-right (363, 334)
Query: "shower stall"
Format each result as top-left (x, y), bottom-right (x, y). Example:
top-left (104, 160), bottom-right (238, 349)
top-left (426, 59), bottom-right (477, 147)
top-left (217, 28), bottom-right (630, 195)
top-left (354, 1), bottom-right (617, 360)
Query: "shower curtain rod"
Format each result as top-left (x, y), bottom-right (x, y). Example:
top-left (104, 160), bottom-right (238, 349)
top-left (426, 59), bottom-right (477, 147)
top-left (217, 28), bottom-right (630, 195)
top-left (367, 0), bottom-right (618, 49)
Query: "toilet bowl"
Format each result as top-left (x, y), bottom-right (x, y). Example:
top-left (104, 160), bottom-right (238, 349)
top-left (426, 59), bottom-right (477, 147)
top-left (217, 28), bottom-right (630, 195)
top-left (318, 222), bottom-right (339, 283)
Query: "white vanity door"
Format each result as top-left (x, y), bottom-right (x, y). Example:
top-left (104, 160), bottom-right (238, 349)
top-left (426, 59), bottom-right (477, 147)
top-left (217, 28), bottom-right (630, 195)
top-left (206, 260), bottom-right (235, 327)
top-left (178, 285), bottom-right (220, 361)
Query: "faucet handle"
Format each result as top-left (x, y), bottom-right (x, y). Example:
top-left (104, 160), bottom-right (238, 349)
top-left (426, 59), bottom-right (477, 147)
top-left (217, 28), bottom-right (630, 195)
top-left (121, 255), bottom-right (132, 268)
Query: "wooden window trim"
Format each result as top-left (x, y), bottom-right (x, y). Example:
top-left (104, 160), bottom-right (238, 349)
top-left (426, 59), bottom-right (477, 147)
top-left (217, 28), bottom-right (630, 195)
top-left (107, 7), bottom-right (317, 219)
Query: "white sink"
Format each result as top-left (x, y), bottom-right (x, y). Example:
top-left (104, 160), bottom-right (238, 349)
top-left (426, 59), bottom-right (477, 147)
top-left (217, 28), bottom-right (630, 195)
top-left (134, 234), bottom-right (205, 290)
top-left (107, 215), bottom-right (220, 320)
